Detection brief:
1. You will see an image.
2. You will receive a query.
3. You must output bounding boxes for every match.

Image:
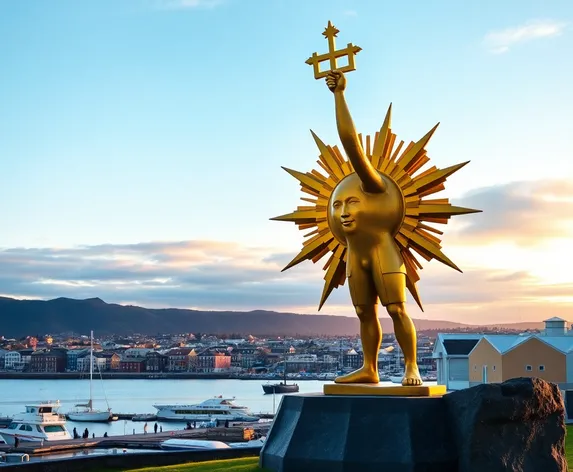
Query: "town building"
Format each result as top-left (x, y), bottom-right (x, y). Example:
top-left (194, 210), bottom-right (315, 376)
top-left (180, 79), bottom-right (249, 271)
top-left (28, 349), bottom-right (67, 373)
top-left (435, 318), bottom-right (573, 391)
top-left (66, 348), bottom-right (89, 371)
top-left (119, 358), bottom-right (146, 372)
top-left (194, 348), bottom-right (231, 372)
top-left (145, 351), bottom-right (168, 372)
top-left (432, 334), bottom-right (482, 391)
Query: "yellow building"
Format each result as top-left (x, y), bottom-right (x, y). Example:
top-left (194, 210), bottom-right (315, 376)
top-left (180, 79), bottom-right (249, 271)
top-left (468, 335), bottom-right (568, 386)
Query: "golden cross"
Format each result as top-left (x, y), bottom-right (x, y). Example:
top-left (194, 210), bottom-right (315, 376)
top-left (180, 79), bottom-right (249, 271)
top-left (305, 21), bottom-right (362, 80)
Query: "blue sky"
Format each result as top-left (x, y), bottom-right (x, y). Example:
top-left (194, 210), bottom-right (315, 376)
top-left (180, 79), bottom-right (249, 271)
top-left (1, 0), bottom-right (572, 324)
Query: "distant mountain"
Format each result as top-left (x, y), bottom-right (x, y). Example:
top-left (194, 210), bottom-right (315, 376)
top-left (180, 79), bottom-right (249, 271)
top-left (0, 297), bottom-right (542, 337)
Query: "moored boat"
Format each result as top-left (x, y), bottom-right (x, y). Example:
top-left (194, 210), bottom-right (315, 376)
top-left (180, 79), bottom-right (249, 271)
top-left (159, 439), bottom-right (230, 450)
top-left (262, 343), bottom-right (299, 395)
top-left (262, 382), bottom-right (299, 394)
top-left (0, 401), bottom-right (72, 445)
top-left (67, 330), bottom-right (113, 422)
top-left (153, 396), bottom-right (259, 422)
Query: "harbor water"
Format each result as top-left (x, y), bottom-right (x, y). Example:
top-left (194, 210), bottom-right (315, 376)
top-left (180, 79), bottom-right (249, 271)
top-left (0, 378), bottom-right (437, 438)
top-left (0, 378), bottom-right (327, 437)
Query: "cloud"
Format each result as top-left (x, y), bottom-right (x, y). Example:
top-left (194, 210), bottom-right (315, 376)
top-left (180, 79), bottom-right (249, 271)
top-left (483, 19), bottom-right (567, 54)
top-left (1, 229), bottom-right (572, 324)
top-left (156, 0), bottom-right (224, 10)
top-left (450, 179), bottom-right (573, 246)
top-left (1, 180), bottom-right (571, 324)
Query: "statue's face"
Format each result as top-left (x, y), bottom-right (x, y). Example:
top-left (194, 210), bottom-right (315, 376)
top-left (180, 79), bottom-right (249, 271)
top-left (331, 180), bottom-right (363, 235)
top-left (327, 173), bottom-right (404, 244)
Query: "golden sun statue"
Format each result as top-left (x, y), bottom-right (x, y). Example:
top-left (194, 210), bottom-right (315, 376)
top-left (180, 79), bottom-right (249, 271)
top-left (272, 22), bottom-right (481, 389)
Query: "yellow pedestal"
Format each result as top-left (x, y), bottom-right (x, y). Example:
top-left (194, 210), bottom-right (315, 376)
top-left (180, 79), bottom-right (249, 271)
top-left (323, 383), bottom-right (447, 397)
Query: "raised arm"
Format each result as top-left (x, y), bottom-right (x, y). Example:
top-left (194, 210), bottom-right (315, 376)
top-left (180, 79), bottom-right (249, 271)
top-left (326, 70), bottom-right (385, 194)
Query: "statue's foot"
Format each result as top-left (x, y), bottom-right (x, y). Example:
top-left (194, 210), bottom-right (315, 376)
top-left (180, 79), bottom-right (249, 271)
top-left (402, 363), bottom-right (423, 386)
top-left (334, 367), bottom-right (379, 384)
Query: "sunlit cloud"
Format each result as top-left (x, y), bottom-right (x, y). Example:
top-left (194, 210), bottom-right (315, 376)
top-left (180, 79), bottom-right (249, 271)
top-left (1, 180), bottom-right (571, 324)
top-left (451, 179), bottom-right (573, 246)
top-left (483, 19), bottom-right (567, 54)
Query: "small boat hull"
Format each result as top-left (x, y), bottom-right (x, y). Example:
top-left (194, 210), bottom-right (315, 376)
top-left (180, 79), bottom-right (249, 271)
top-left (262, 383), bottom-right (299, 394)
top-left (68, 411), bottom-right (113, 422)
top-left (159, 439), bottom-right (230, 451)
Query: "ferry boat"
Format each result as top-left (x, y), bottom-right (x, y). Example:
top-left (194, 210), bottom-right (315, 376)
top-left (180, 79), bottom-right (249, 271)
top-left (153, 396), bottom-right (259, 422)
top-left (0, 402), bottom-right (72, 445)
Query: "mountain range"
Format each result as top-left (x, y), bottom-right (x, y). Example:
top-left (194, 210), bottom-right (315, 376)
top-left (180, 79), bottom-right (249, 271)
top-left (0, 296), bottom-right (545, 338)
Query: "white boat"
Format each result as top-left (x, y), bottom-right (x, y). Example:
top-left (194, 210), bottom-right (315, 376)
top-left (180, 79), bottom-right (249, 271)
top-left (228, 436), bottom-right (266, 448)
top-left (67, 330), bottom-right (113, 422)
top-left (0, 401), bottom-right (72, 445)
top-left (153, 396), bottom-right (259, 422)
top-left (159, 439), bottom-right (231, 451)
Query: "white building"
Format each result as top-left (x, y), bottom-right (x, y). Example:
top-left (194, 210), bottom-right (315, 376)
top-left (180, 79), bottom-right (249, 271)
top-left (432, 333), bottom-right (482, 391)
top-left (541, 317), bottom-right (571, 337)
top-left (3, 351), bottom-right (22, 370)
top-left (77, 354), bottom-right (107, 372)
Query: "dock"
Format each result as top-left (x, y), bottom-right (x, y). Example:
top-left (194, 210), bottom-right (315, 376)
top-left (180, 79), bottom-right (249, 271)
top-left (0, 424), bottom-right (271, 456)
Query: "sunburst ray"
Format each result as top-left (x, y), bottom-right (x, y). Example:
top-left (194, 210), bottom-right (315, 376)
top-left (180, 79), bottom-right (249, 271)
top-left (272, 105), bottom-right (481, 310)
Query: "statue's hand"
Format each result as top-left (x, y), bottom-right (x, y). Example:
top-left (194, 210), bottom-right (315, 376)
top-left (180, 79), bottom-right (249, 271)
top-left (326, 70), bottom-right (346, 93)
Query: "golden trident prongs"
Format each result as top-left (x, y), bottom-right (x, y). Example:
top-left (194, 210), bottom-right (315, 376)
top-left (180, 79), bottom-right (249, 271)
top-left (305, 21), bottom-right (362, 79)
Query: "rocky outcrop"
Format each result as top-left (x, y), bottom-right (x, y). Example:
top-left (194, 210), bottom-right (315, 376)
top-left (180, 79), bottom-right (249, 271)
top-left (445, 377), bottom-right (567, 472)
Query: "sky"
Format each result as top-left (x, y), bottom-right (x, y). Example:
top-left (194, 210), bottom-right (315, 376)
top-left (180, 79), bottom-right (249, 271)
top-left (1, 0), bottom-right (572, 325)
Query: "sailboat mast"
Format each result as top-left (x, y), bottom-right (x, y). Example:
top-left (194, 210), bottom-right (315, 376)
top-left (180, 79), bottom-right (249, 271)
top-left (89, 330), bottom-right (93, 411)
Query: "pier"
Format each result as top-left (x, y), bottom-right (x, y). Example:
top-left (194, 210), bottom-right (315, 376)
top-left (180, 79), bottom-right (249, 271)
top-left (0, 424), bottom-right (270, 456)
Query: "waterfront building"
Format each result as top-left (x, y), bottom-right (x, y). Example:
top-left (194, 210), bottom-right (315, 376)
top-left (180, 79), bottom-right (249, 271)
top-left (66, 348), bottom-right (89, 371)
top-left (0, 349), bottom-right (8, 369)
top-left (3, 350), bottom-right (22, 370)
top-left (194, 348), bottom-right (232, 372)
top-left (77, 353), bottom-right (107, 372)
top-left (229, 345), bottom-right (259, 368)
top-left (432, 334), bottom-right (482, 391)
top-left (119, 357), bottom-right (146, 372)
top-left (28, 348), bottom-right (67, 373)
top-left (18, 348), bottom-right (35, 368)
top-left (98, 351), bottom-right (121, 370)
top-left (435, 318), bottom-right (573, 391)
top-left (167, 347), bottom-right (196, 371)
top-left (145, 351), bottom-right (168, 372)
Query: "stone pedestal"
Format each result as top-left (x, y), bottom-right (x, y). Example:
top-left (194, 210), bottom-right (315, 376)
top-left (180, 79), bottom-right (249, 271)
top-left (259, 378), bottom-right (567, 472)
top-left (259, 393), bottom-right (457, 472)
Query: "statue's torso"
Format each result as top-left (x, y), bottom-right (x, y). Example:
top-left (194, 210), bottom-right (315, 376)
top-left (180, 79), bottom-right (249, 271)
top-left (346, 234), bottom-right (405, 277)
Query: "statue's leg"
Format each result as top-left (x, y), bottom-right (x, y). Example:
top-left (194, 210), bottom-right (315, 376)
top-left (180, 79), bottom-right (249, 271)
top-left (335, 269), bottom-right (379, 384)
top-left (375, 272), bottom-right (422, 386)
top-left (386, 302), bottom-right (422, 386)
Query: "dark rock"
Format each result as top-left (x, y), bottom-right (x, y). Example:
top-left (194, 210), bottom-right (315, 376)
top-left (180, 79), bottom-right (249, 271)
top-left (444, 377), bottom-right (567, 472)
top-left (260, 393), bottom-right (458, 472)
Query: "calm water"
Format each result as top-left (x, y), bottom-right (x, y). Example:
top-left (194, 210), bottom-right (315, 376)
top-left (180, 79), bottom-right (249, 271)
top-left (0, 378), bottom-right (330, 437)
top-left (0, 378), bottom-right (435, 437)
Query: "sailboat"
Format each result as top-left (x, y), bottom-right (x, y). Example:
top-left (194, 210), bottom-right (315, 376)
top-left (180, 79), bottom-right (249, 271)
top-left (68, 330), bottom-right (113, 422)
top-left (262, 343), bottom-right (299, 395)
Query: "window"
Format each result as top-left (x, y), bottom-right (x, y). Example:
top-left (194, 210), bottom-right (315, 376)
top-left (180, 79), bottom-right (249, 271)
top-left (525, 365), bottom-right (532, 371)
top-left (474, 365), bottom-right (477, 371)
top-left (539, 365), bottom-right (545, 371)
top-left (44, 425), bottom-right (65, 433)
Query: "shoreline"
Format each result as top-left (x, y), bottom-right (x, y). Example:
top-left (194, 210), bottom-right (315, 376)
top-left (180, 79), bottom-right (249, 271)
top-left (0, 372), bottom-right (329, 380)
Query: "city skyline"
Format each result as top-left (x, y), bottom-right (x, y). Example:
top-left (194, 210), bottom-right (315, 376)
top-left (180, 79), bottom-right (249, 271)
top-left (1, 0), bottom-right (572, 324)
